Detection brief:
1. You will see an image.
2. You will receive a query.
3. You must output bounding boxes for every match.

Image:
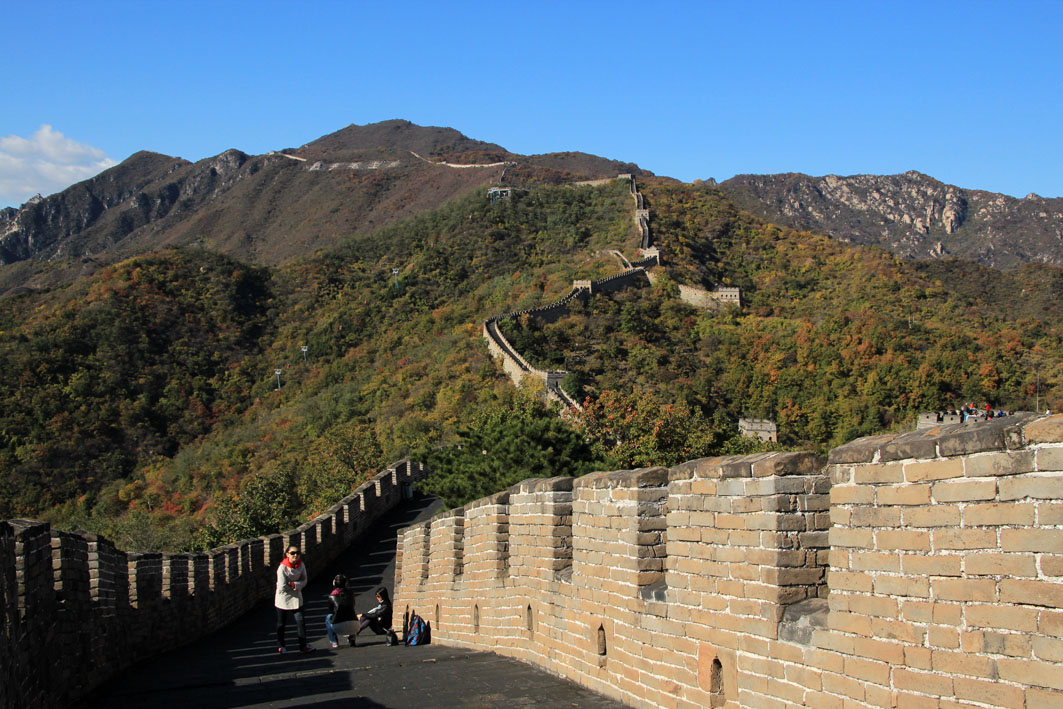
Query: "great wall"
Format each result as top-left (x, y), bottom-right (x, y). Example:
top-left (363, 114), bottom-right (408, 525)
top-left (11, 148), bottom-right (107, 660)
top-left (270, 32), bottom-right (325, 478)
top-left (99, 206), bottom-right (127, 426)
top-left (6, 417), bottom-right (1062, 708)
top-left (481, 175), bottom-right (739, 409)
top-left (267, 149), bottom-right (510, 173)
top-left (1, 461), bottom-right (429, 708)
top-left (6, 167), bottom-right (1060, 708)
top-left (409, 150), bottom-right (515, 169)
top-left (395, 413), bottom-right (1063, 708)
top-left (260, 162), bottom-right (741, 411)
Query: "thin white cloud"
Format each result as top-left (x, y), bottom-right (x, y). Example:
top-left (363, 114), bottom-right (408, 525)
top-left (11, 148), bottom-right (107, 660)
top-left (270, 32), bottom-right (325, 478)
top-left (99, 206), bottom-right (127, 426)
top-left (0, 125), bottom-right (118, 208)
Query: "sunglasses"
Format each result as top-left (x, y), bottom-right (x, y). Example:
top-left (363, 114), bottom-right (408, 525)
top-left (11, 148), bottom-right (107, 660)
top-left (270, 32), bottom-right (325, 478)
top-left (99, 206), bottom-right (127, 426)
top-left (287, 551), bottom-right (300, 556)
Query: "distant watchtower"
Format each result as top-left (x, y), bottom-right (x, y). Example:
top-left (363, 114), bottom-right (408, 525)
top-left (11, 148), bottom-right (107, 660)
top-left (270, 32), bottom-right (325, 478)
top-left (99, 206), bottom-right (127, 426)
top-left (487, 187), bottom-right (512, 202)
top-left (739, 418), bottom-right (778, 442)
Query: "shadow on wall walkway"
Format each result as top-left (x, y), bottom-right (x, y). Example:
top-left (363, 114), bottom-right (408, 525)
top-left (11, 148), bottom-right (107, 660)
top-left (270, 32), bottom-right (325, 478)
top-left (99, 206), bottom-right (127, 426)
top-left (88, 494), bottom-right (624, 709)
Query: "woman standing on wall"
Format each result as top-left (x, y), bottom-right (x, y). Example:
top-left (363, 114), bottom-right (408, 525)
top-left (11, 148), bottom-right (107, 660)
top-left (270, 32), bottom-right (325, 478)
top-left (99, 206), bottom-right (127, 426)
top-left (275, 545), bottom-right (314, 654)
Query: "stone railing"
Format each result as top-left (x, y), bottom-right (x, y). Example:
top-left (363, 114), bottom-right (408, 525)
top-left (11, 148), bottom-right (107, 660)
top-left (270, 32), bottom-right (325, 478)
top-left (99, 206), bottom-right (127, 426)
top-left (1, 460), bottom-right (429, 708)
top-left (395, 414), bottom-right (1063, 708)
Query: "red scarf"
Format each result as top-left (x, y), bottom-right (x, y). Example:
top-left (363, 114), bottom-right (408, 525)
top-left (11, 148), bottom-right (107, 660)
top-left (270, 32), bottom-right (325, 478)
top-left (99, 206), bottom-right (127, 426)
top-left (281, 557), bottom-right (303, 570)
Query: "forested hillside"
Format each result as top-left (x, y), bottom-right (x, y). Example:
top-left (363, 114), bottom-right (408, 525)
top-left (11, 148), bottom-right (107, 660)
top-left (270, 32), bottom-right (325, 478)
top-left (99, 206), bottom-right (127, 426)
top-left (2, 178), bottom-right (1060, 552)
top-left (501, 181), bottom-right (1058, 448)
top-left (0, 181), bottom-right (637, 548)
top-left (503, 182), bottom-right (1062, 450)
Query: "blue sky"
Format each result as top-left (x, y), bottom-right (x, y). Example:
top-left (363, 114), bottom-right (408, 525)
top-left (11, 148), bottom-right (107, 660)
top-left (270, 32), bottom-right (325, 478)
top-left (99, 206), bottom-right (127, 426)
top-left (2, 1), bottom-right (1061, 208)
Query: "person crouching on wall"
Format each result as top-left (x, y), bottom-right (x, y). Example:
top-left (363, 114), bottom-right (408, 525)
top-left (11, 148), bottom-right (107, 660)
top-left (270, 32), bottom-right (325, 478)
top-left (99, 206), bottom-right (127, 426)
top-left (275, 545), bottom-right (313, 654)
top-left (325, 574), bottom-right (358, 648)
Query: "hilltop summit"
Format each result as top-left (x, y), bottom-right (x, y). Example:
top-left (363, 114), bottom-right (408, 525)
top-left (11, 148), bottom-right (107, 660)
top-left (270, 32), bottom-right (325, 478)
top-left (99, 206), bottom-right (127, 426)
top-left (296, 119), bottom-right (509, 161)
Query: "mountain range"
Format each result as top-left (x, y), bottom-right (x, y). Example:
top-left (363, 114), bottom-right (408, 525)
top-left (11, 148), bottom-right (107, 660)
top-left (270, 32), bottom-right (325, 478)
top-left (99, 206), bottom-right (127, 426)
top-left (0, 120), bottom-right (646, 294)
top-left (4, 120), bottom-right (1062, 298)
top-left (2, 119), bottom-right (1062, 551)
top-left (715, 171), bottom-right (1063, 270)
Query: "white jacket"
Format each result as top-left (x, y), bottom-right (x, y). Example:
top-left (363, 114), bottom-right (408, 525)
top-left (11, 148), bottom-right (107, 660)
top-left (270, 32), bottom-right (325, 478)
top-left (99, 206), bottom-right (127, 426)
top-left (275, 560), bottom-right (308, 610)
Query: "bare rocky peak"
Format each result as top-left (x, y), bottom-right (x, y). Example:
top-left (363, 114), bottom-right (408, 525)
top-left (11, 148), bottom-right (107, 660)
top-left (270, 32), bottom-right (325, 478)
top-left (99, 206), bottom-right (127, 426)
top-left (717, 171), bottom-right (1063, 270)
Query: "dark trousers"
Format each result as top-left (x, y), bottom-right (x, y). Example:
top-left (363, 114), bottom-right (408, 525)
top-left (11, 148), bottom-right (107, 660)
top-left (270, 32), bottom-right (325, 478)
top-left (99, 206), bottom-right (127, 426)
top-left (355, 616), bottom-right (387, 636)
top-left (276, 607), bottom-right (306, 649)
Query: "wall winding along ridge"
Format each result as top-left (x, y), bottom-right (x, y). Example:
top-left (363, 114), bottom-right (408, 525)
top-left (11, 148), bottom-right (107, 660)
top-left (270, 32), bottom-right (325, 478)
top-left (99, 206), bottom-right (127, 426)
top-left (0, 460), bottom-right (428, 708)
top-left (481, 176), bottom-right (655, 410)
top-left (395, 414), bottom-right (1063, 708)
top-left (482, 175), bottom-right (741, 410)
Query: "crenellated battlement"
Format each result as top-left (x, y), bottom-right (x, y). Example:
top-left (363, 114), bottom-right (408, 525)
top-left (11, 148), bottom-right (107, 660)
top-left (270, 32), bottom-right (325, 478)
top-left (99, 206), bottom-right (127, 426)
top-left (0, 460), bottom-right (429, 709)
top-left (395, 415), bottom-right (1063, 708)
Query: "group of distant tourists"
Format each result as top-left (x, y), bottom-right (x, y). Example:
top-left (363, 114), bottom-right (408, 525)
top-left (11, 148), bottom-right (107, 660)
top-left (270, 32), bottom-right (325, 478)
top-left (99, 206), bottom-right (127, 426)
top-left (929, 403), bottom-right (1011, 424)
top-left (274, 544), bottom-right (397, 654)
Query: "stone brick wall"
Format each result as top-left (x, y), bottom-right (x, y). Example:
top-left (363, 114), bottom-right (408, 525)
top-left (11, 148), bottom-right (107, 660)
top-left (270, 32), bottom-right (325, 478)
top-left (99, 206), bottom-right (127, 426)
top-left (395, 414), bottom-right (1063, 708)
top-left (481, 175), bottom-right (651, 411)
top-left (677, 284), bottom-right (742, 310)
top-left (483, 314), bottom-right (581, 409)
top-left (0, 523), bottom-right (16, 702)
top-left (739, 418), bottom-right (779, 443)
top-left (590, 267), bottom-right (651, 295)
top-left (0, 460), bottom-right (428, 709)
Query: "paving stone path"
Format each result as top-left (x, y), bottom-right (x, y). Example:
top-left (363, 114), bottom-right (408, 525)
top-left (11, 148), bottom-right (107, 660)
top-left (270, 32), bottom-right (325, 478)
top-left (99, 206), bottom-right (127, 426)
top-left (88, 495), bottom-right (623, 708)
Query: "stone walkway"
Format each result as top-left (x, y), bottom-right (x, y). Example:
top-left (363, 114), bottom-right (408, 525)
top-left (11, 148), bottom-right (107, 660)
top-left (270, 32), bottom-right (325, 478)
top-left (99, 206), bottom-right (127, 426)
top-left (88, 495), bottom-right (624, 708)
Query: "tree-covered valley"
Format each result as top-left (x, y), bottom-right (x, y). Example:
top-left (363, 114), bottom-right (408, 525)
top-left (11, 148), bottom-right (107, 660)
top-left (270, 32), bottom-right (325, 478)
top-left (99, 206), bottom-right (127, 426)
top-left (2, 177), bottom-right (1061, 552)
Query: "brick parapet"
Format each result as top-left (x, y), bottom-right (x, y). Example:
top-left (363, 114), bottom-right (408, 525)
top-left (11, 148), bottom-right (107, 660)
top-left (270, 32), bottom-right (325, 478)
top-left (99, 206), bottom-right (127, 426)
top-left (427, 509), bottom-right (465, 591)
top-left (395, 419), bottom-right (1063, 708)
top-left (819, 413), bottom-right (1063, 708)
top-left (589, 267), bottom-right (651, 296)
top-left (462, 491), bottom-right (510, 589)
top-left (51, 530), bottom-right (92, 690)
top-left (510, 477), bottom-right (573, 588)
top-left (398, 522), bottom-right (431, 592)
top-left (572, 467), bottom-right (669, 597)
top-left (0, 459), bottom-right (429, 709)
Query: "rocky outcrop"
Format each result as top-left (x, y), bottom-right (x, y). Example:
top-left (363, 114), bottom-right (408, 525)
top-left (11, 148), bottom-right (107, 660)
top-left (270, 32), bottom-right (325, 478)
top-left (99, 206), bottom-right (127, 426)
top-left (718, 171), bottom-right (1063, 270)
top-left (0, 151), bottom-right (189, 265)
